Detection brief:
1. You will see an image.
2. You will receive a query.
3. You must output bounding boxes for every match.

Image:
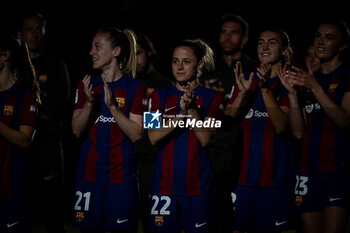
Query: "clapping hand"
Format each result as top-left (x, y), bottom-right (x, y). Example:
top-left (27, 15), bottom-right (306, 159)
top-left (257, 63), bottom-right (272, 89)
top-left (180, 82), bottom-right (197, 114)
top-left (234, 61), bottom-right (253, 95)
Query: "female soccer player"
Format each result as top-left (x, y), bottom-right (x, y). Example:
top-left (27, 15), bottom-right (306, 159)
top-left (0, 35), bottom-right (38, 233)
top-left (72, 27), bottom-right (148, 233)
top-left (147, 39), bottom-right (224, 233)
top-left (280, 18), bottom-right (350, 233)
top-left (225, 28), bottom-right (295, 233)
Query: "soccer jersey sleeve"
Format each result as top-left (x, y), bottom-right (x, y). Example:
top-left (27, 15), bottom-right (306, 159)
top-left (130, 83), bottom-right (148, 115)
top-left (207, 91), bottom-right (224, 120)
top-left (149, 90), bottom-right (162, 112)
top-left (20, 90), bottom-right (37, 126)
top-left (74, 80), bottom-right (86, 110)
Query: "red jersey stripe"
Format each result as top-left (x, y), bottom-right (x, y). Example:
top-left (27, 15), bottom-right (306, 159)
top-left (187, 130), bottom-right (201, 196)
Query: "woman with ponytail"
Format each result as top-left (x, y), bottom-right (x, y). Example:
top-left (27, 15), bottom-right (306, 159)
top-left (147, 39), bottom-right (224, 233)
top-left (0, 35), bottom-right (38, 233)
top-left (225, 27), bottom-right (296, 233)
top-left (71, 27), bottom-right (148, 233)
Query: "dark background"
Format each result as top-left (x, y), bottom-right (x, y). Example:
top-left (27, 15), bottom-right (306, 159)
top-left (3, 0), bottom-right (350, 85)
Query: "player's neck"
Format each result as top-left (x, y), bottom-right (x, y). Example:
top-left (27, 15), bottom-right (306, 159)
top-left (102, 68), bottom-right (123, 82)
top-left (320, 57), bottom-right (342, 74)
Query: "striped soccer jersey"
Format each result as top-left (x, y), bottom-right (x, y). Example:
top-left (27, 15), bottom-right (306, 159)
top-left (150, 84), bottom-right (224, 196)
top-left (298, 63), bottom-right (350, 173)
top-left (227, 74), bottom-right (293, 187)
top-left (74, 74), bottom-right (148, 184)
top-left (0, 83), bottom-right (37, 200)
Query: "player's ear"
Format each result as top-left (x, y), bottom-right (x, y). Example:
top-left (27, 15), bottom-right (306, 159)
top-left (113, 46), bottom-right (121, 57)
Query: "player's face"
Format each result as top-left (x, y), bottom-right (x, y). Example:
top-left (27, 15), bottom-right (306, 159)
top-left (172, 46), bottom-right (199, 83)
top-left (314, 24), bottom-right (343, 61)
top-left (19, 16), bottom-right (44, 52)
top-left (219, 21), bottom-right (246, 55)
top-left (136, 44), bottom-right (150, 74)
top-left (257, 31), bottom-right (285, 65)
top-left (90, 33), bottom-right (115, 70)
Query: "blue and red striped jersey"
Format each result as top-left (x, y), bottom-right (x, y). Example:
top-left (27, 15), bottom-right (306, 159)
top-left (0, 83), bottom-right (37, 200)
top-left (74, 74), bottom-right (148, 184)
top-left (298, 63), bottom-right (350, 173)
top-left (227, 74), bottom-right (293, 188)
top-left (149, 85), bottom-right (224, 196)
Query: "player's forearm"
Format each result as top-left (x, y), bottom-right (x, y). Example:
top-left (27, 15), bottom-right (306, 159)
top-left (288, 92), bottom-right (305, 139)
top-left (187, 110), bottom-right (213, 147)
top-left (108, 106), bottom-right (143, 143)
top-left (224, 92), bottom-right (245, 117)
top-left (312, 86), bottom-right (350, 130)
top-left (261, 88), bottom-right (289, 134)
top-left (72, 101), bottom-right (94, 138)
top-left (148, 114), bottom-right (186, 145)
top-left (0, 122), bottom-right (34, 149)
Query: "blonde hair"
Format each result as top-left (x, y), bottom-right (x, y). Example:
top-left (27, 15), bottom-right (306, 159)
top-left (175, 39), bottom-right (215, 78)
top-left (98, 27), bottom-right (137, 78)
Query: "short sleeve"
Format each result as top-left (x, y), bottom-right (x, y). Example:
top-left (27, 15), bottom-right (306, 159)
top-left (149, 90), bottom-right (162, 112)
top-left (74, 80), bottom-right (86, 110)
top-left (20, 90), bottom-right (37, 126)
top-left (130, 83), bottom-right (148, 115)
top-left (206, 91), bottom-right (224, 120)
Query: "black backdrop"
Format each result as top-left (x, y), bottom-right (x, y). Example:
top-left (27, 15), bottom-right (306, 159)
top-left (3, 0), bottom-right (350, 86)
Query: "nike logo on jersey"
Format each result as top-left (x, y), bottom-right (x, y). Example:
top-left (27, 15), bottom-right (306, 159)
top-left (275, 221), bottom-right (287, 226)
top-left (195, 222), bottom-right (207, 228)
top-left (117, 218), bottom-right (129, 224)
top-left (7, 222), bottom-right (19, 228)
top-left (329, 197), bottom-right (342, 202)
top-left (164, 106), bottom-right (176, 112)
top-left (44, 174), bottom-right (54, 181)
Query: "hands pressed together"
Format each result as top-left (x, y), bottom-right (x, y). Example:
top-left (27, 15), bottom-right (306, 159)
top-left (82, 74), bottom-right (119, 110)
top-left (233, 60), bottom-right (319, 96)
top-left (180, 82), bottom-right (198, 115)
top-left (277, 62), bottom-right (320, 94)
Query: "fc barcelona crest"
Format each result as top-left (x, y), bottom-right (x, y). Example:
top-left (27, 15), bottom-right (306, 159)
top-left (115, 97), bottom-right (125, 108)
top-left (328, 83), bottom-right (338, 93)
top-left (155, 216), bottom-right (164, 227)
top-left (76, 211), bottom-right (85, 223)
top-left (295, 195), bottom-right (303, 207)
top-left (3, 105), bottom-right (14, 116)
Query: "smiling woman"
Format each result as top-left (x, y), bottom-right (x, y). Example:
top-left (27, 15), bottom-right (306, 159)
top-left (287, 18), bottom-right (350, 233)
top-left (225, 27), bottom-right (296, 232)
top-left (71, 27), bottom-right (148, 233)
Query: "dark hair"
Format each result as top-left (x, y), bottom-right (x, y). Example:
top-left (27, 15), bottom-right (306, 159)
top-left (0, 35), bottom-right (41, 104)
top-left (220, 13), bottom-right (249, 36)
top-left (317, 18), bottom-right (350, 45)
top-left (259, 27), bottom-right (294, 64)
top-left (315, 18), bottom-right (350, 61)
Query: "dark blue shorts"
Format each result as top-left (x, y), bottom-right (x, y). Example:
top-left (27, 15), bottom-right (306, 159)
top-left (294, 172), bottom-right (350, 212)
top-left (232, 185), bottom-right (295, 232)
top-left (0, 196), bottom-right (30, 233)
top-left (148, 194), bottom-right (212, 233)
top-left (73, 181), bottom-right (139, 231)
